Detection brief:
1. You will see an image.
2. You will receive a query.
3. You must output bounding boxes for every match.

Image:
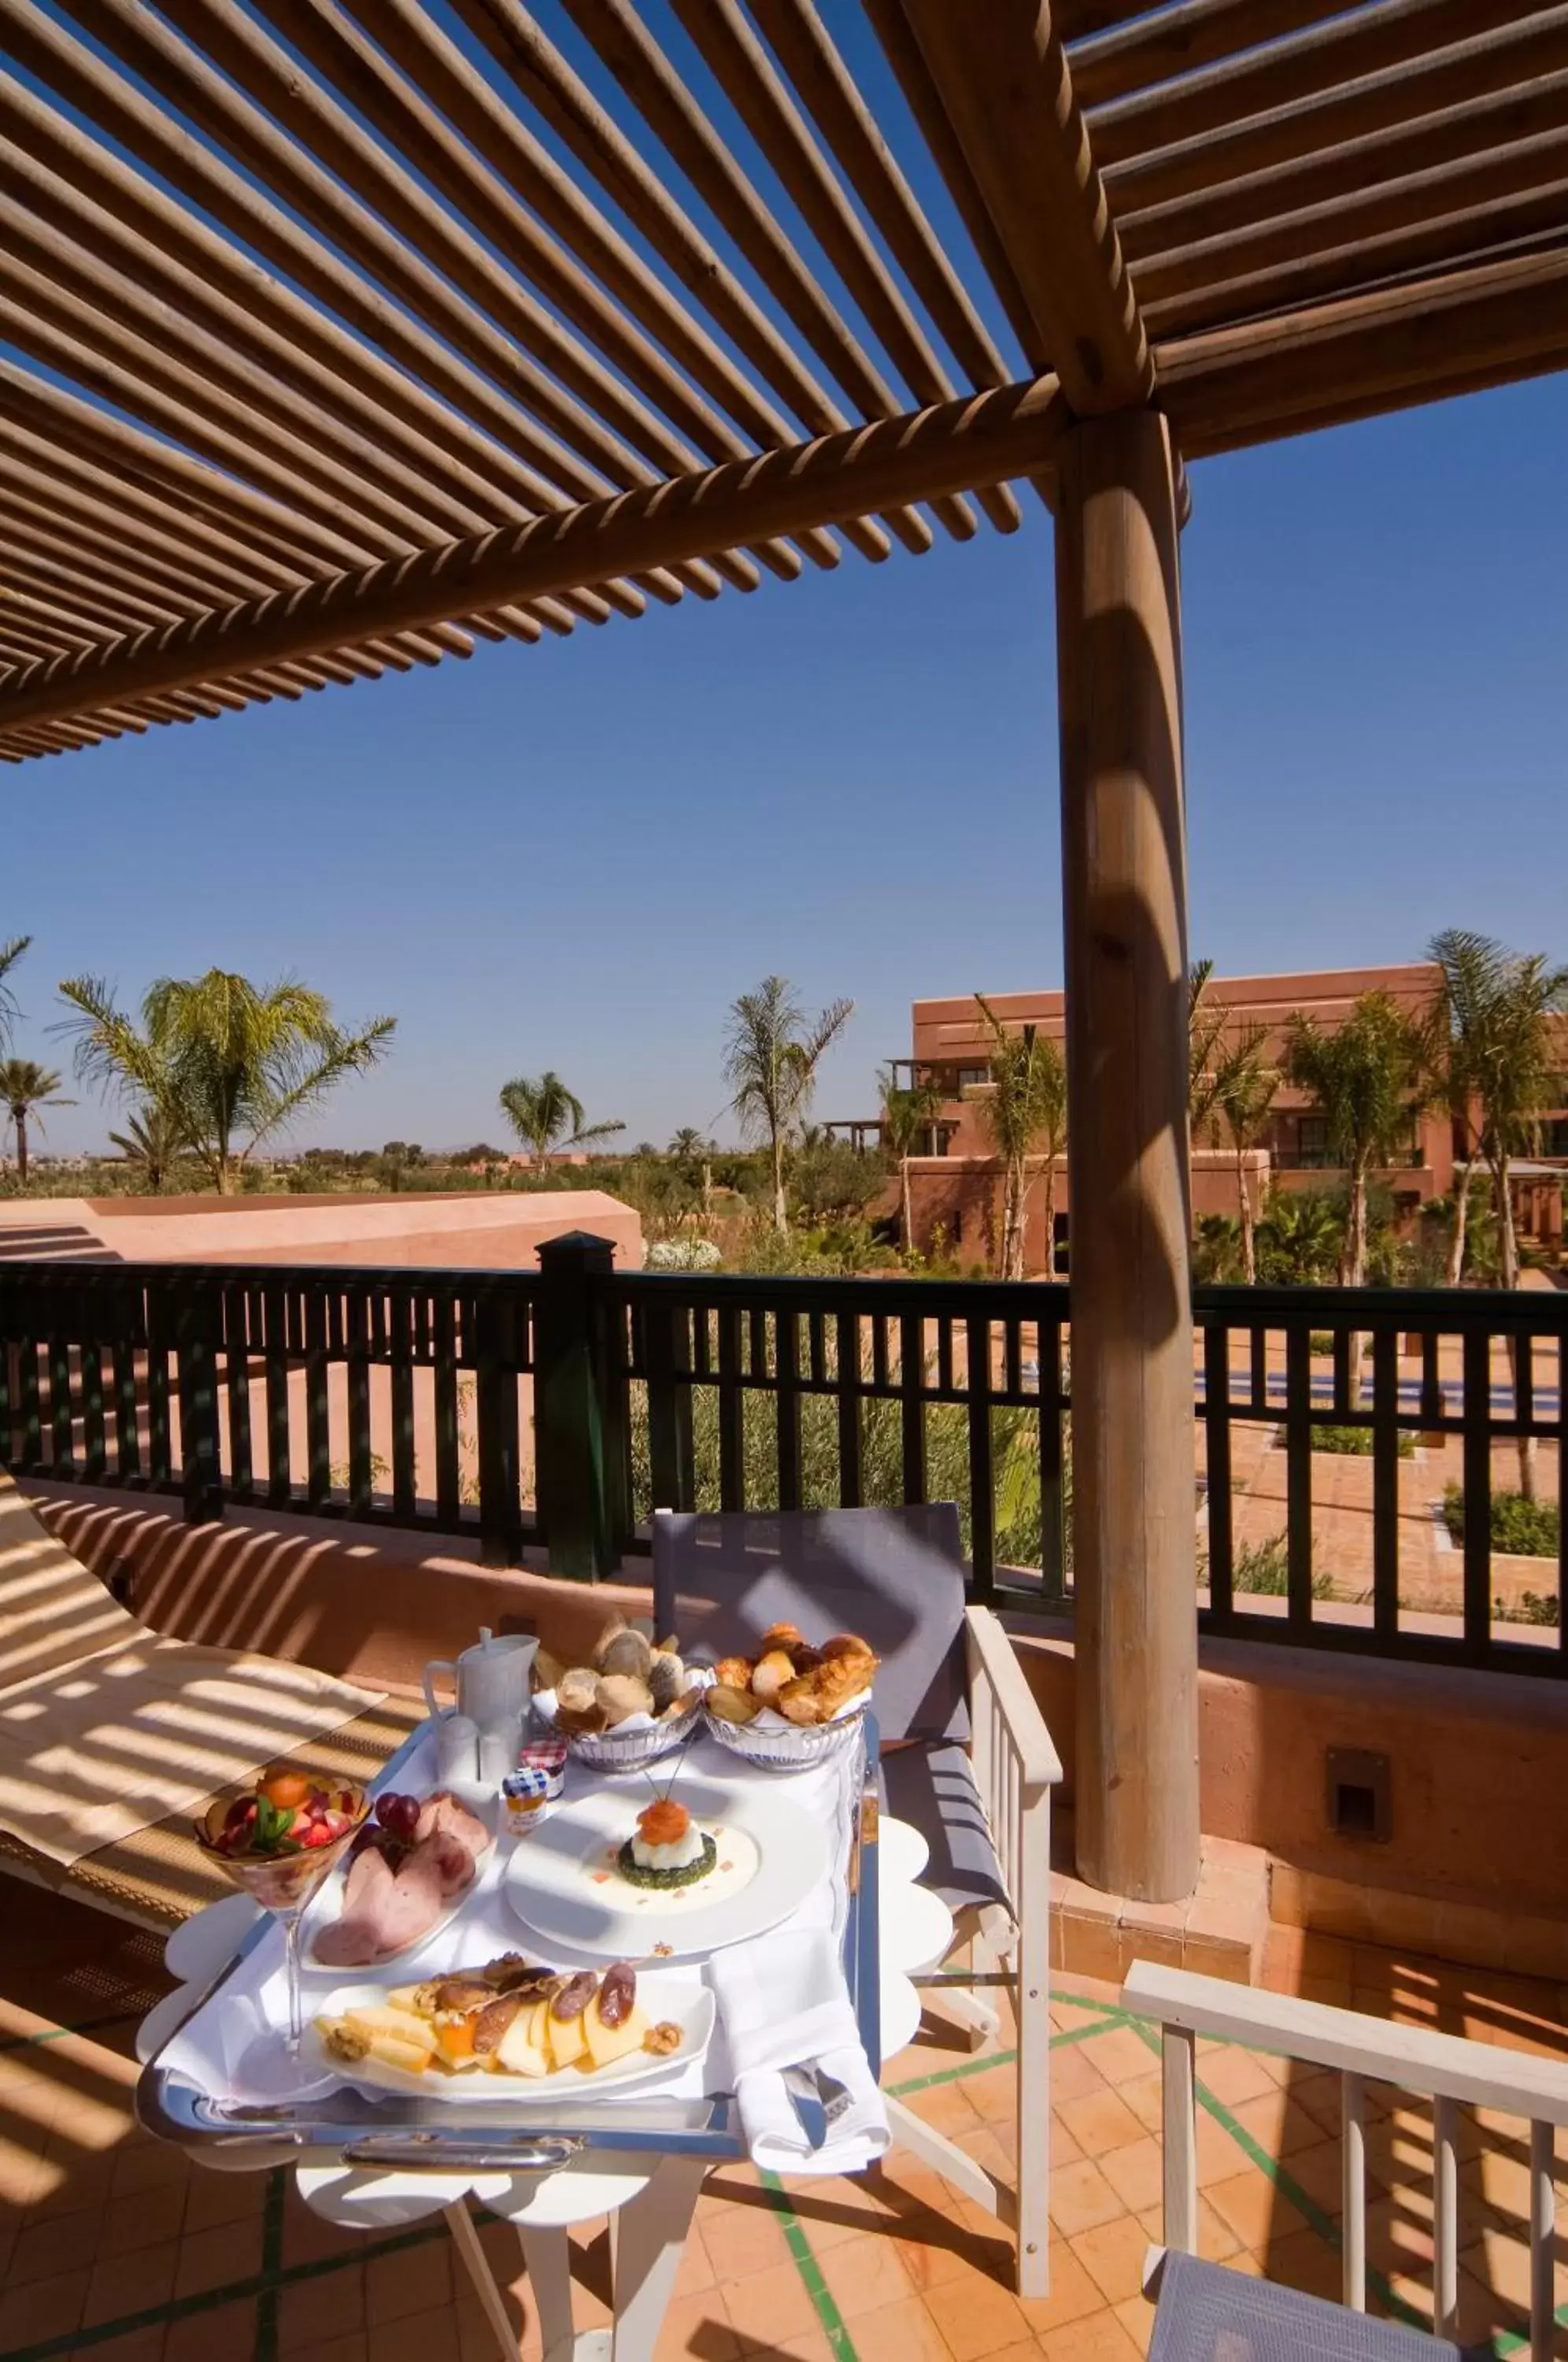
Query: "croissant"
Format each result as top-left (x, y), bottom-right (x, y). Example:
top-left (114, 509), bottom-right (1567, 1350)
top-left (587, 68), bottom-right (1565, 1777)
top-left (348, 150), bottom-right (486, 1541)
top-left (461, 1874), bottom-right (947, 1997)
top-left (750, 1648), bottom-right (797, 1703)
top-left (713, 1656), bottom-right (755, 1692)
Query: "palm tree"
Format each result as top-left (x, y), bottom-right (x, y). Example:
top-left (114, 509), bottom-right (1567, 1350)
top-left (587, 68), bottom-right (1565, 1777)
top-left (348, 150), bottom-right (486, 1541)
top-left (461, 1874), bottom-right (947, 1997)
top-left (0, 935), bottom-right (31, 1056)
top-left (498, 1072), bottom-right (624, 1175)
top-left (1188, 957), bottom-right (1230, 1135)
top-left (668, 1127), bottom-right (711, 1162)
top-left (967, 997), bottom-right (1068, 1281)
top-left (1211, 1026), bottom-right (1280, 1283)
top-left (108, 1102), bottom-right (191, 1195)
top-left (58, 968), bottom-right (395, 1194)
top-left (1427, 932), bottom-right (1488, 1287)
top-left (1283, 992), bottom-right (1431, 1288)
top-left (0, 1059), bottom-right (72, 1185)
top-left (878, 1065), bottom-right (944, 1255)
top-left (723, 976), bottom-right (853, 1233)
top-left (1429, 931), bottom-right (1568, 1498)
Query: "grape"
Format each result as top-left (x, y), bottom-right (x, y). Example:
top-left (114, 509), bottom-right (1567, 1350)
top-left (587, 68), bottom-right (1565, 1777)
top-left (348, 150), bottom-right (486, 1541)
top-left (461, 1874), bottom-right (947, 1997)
top-left (376, 1792), bottom-right (420, 1839)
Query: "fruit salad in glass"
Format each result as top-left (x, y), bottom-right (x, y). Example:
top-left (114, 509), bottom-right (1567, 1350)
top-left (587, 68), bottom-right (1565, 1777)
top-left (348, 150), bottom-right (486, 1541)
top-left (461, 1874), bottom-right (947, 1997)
top-left (195, 1768), bottom-right (371, 2053)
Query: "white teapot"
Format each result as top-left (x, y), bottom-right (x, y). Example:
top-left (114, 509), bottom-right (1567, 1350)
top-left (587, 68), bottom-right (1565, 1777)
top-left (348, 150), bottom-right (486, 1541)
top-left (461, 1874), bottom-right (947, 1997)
top-left (423, 1627), bottom-right (537, 1753)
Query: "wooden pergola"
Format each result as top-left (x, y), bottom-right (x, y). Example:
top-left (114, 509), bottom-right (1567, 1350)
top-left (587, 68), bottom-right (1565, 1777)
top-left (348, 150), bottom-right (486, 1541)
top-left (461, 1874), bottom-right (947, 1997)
top-left (4, 0), bottom-right (1566, 1903)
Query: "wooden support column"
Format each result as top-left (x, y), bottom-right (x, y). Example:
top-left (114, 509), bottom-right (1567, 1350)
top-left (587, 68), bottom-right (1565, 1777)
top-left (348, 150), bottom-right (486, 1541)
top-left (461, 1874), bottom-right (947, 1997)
top-left (1055, 408), bottom-right (1199, 1905)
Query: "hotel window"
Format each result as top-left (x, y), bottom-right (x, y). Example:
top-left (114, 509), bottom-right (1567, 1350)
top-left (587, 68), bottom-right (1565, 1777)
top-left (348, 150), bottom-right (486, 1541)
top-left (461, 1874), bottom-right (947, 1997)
top-left (956, 1065), bottom-right (989, 1090)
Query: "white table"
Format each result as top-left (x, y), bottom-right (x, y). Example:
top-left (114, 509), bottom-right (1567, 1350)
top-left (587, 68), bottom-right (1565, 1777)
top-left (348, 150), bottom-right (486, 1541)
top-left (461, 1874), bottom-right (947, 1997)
top-left (136, 1718), bottom-right (947, 2362)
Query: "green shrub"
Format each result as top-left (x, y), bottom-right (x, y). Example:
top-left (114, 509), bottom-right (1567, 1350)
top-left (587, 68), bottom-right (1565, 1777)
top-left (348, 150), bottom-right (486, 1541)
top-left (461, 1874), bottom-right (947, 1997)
top-left (1443, 1484), bottom-right (1560, 1557)
top-left (1496, 1590), bottom-right (1560, 1627)
top-left (1308, 1333), bottom-right (1334, 1356)
top-left (1230, 1532), bottom-right (1335, 1600)
top-left (627, 1355), bottom-right (1070, 1579)
top-left (1311, 1423), bottom-right (1415, 1459)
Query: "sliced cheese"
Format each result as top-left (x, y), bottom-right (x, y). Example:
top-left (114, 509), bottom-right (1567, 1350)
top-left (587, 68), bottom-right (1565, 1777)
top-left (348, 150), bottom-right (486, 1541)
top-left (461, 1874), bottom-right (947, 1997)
top-left (546, 2001), bottom-right (588, 2071)
top-left (582, 1997), bottom-right (652, 2073)
top-left (496, 2008), bottom-right (550, 2079)
top-left (345, 2004), bottom-right (437, 2055)
top-left (369, 2032), bottom-right (433, 2077)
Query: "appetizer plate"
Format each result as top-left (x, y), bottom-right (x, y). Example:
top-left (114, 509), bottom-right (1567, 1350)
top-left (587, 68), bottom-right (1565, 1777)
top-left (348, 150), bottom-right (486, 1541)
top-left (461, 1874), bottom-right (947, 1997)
top-left (503, 1775), bottom-right (829, 1961)
top-left (307, 1975), bottom-right (714, 2105)
top-left (299, 1827), bottom-right (494, 1973)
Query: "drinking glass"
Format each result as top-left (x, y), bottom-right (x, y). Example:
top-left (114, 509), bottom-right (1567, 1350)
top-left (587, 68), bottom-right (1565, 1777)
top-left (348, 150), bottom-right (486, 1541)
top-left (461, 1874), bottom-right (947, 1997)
top-left (194, 1783), bottom-right (371, 2057)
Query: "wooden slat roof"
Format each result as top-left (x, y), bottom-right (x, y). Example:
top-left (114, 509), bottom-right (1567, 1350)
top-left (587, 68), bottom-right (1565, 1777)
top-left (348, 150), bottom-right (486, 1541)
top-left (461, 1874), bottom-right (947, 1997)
top-left (2, 0), bottom-right (1566, 762)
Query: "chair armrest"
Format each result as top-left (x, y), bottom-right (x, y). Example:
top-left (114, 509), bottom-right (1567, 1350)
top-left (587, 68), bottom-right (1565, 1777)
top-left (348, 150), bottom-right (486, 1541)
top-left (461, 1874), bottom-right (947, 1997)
top-left (964, 1607), bottom-right (1063, 1794)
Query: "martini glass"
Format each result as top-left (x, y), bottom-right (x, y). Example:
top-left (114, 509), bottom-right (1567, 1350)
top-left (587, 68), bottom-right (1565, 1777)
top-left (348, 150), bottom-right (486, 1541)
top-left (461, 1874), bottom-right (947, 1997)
top-left (194, 1781), bottom-right (371, 2067)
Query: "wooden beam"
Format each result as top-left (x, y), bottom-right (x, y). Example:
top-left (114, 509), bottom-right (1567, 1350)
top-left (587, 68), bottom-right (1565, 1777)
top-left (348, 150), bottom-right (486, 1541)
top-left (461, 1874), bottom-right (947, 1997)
top-left (1159, 245), bottom-right (1568, 453)
top-left (1090, 0), bottom-right (1552, 170)
top-left (893, 0), bottom-right (1152, 411)
top-left (861, 0), bottom-right (1045, 368)
top-left (670, 0), bottom-right (1000, 539)
top-left (1118, 71), bottom-right (1568, 261)
top-left (1104, 6), bottom-right (1568, 212)
top-left (1071, 0), bottom-right (1352, 108)
top-left (1145, 183), bottom-right (1568, 339)
top-left (557, 0), bottom-right (937, 557)
top-left (1055, 407), bottom-right (1197, 1903)
top-left (0, 376), bottom-right (1071, 741)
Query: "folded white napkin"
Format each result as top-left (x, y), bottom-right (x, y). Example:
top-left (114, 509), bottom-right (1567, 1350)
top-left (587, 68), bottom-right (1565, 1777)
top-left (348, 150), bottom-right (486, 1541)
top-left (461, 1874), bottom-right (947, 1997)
top-left (708, 1927), bottom-right (889, 2177)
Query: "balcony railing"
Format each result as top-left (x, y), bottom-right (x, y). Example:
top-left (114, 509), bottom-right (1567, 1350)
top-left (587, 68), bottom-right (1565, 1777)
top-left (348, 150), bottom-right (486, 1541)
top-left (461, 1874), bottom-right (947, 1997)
top-left (2, 1246), bottom-right (1563, 1678)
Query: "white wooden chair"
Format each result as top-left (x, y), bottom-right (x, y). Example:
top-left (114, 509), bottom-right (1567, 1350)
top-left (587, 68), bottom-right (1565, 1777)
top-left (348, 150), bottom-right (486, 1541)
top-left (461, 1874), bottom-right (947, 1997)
top-left (653, 1507), bottom-right (1063, 2296)
top-left (1126, 1958), bottom-right (1568, 2360)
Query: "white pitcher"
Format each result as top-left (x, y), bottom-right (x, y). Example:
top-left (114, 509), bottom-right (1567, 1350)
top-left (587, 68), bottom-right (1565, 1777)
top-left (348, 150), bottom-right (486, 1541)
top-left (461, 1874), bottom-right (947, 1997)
top-left (423, 1627), bottom-right (537, 1749)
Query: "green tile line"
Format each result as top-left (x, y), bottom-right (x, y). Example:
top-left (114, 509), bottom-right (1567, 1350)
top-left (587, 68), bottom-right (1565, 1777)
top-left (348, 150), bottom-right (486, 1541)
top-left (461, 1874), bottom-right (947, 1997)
top-left (2, 2212), bottom-right (453, 2362)
top-left (252, 2166), bottom-right (287, 2362)
top-left (886, 2002), bottom-right (1133, 2098)
top-left (0, 2008), bottom-right (141, 2053)
top-left (762, 2169), bottom-right (860, 2362)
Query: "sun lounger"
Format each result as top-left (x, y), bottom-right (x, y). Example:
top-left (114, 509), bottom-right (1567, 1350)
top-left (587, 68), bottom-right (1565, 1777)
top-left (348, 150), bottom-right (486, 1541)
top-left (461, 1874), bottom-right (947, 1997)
top-left (0, 1472), bottom-right (420, 1931)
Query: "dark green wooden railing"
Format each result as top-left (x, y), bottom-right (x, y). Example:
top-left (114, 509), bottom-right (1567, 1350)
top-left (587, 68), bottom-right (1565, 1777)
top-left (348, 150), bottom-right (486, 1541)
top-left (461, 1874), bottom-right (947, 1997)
top-left (2, 1239), bottom-right (1563, 1677)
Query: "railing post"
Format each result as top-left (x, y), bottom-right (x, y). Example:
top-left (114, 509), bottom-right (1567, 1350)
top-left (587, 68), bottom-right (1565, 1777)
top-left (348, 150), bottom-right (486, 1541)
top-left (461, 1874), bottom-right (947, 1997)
top-left (645, 1291), bottom-right (694, 1512)
top-left (534, 1232), bottom-right (621, 1579)
top-left (474, 1282), bottom-right (523, 1568)
top-left (176, 1278), bottom-right (224, 1526)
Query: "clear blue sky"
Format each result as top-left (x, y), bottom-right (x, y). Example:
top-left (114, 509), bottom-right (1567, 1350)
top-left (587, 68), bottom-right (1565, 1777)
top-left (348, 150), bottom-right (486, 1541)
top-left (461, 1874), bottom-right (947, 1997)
top-left (6, 6), bottom-right (1566, 1160)
top-left (7, 374), bottom-right (1568, 1160)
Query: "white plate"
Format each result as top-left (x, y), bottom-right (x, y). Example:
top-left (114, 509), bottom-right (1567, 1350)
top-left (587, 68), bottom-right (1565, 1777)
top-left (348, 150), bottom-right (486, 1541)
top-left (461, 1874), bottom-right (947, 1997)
top-left (300, 1826), bottom-right (494, 1972)
top-left (165, 1892), bottom-right (261, 1988)
top-left (307, 1974), bottom-right (714, 2105)
top-left (876, 1817), bottom-right (930, 1889)
top-left (502, 1773), bottom-right (829, 1962)
top-left (880, 1882), bottom-right (954, 1975)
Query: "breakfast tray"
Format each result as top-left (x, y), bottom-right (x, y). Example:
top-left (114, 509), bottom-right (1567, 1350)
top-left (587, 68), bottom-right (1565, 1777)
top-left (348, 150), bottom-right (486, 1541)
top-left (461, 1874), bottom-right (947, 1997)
top-left (136, 1714), bottom-right (882, 2175)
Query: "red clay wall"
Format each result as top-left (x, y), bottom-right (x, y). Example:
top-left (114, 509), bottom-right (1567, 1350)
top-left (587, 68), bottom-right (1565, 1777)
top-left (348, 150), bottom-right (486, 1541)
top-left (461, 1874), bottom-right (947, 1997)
top-left (24, 1483), bottom-right (1566, 1960)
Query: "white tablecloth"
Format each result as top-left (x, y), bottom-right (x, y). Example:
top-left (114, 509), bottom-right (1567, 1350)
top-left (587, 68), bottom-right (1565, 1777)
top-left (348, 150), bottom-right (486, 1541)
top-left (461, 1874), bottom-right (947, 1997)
top-left (162, 1726), bottom-right (887, 2118)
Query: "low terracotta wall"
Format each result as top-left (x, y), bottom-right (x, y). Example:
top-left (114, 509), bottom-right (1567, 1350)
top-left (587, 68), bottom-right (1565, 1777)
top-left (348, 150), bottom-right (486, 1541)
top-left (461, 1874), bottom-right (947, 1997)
top-left (1010, 1619), bottom-right (1568, 1937)
top-left (23, 1483), bottom-right (1566, 1961)
top-left (20, 1481), bottom-right (652, 1700)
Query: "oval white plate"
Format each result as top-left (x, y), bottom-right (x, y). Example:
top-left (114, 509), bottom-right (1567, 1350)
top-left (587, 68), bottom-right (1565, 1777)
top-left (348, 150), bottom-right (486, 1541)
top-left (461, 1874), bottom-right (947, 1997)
top-left (875, 1817), bottom-right (930, 1890)
top-left (879, 1882), bottom-right (954, 1975)
top-left (503, 1773), bottom-right (828, 1961)
top-left (307, 1974), bottom-right (713, 2105)
top-left (300, 1825), bottom-right (494, 1973)
top-left (165, 1891), bottom-right (261, 1987)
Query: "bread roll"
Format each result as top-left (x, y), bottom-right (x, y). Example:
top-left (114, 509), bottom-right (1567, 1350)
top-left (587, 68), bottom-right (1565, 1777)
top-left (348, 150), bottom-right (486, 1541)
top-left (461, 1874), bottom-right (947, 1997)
top-left (596, 1673), bottom-right (654, 1727)
top-left (750, 1648), bottom-right (797, 1703)
top-left (598, 1628), bottom-right (653, 1681)
top-left (707, 1683), bottom-right (762, 1726)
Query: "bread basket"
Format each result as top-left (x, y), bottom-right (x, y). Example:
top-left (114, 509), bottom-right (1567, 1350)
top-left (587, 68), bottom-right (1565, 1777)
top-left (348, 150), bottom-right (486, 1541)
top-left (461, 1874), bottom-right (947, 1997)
top-left (534, 1690), bottom-right (701, 1776)
top-left (702, 1694), bottom-right (869, 1772)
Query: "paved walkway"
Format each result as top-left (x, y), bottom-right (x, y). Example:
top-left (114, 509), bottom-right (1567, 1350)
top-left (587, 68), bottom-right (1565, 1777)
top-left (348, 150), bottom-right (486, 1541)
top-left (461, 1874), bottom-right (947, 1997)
top-left (2, 1887), bottom-right (1564, 2362)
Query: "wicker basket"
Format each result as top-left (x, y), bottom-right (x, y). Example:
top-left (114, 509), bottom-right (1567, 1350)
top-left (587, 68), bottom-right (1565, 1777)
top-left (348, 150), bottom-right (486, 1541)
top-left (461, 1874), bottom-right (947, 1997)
top-left (556, 1697), bottom-right (702, 1777)
top-left (703, 1697), bottom-right (868, 1773)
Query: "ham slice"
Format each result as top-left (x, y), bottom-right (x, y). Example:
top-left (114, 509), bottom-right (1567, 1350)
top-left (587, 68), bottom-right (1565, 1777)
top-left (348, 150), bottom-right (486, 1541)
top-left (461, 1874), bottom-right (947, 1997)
top-left (415, 1790), bottom-right (490, 1863)
top-left (312, 1826), bottom-right (476, 1968)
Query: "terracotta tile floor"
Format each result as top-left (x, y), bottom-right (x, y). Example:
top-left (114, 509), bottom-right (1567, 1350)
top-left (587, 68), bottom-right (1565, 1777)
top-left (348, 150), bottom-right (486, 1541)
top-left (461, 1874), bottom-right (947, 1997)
top-left (2, 1895), bottom-right (1565, 2362)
